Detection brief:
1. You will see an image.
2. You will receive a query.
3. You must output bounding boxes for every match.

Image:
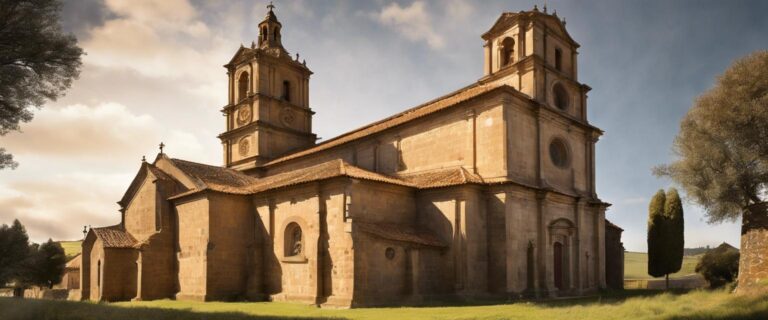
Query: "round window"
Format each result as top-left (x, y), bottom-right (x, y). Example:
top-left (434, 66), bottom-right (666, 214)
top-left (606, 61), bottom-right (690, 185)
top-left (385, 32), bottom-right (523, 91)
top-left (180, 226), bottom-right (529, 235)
top-left (553, 83), bottom-right (569, 111)
top-left (385, 247), bottom-right (395, 260)
top-left (549, 139), bottom-right (570, 168)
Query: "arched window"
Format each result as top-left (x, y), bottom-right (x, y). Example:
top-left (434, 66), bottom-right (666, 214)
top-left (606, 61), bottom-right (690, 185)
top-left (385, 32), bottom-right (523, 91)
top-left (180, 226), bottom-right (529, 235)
top-left (238, 72), bottom-right (249, 101)
top-left (553, 83), bottom-right (569, 110)
top-left (97, 260), bottom-right (101, 287)
top-left (274, 27), bottom-right (280, 41)
top-left (555, 48), bottom-right (563, 71)
top-left (501, 37), bottom-right (515, 67)
top-left (282, 80), bottom-right (291, 102)
top-left (549, 138), bottom-right (570, 168)
top-left (284, 222), bottom-right (302, 257)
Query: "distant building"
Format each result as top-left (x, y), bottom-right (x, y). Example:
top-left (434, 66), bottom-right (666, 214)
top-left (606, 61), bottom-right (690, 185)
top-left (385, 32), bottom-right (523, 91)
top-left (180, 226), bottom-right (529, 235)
top-left (55, 254), bottom-right (81, 291)
top-left (81, 5), bottom-right (619, 307)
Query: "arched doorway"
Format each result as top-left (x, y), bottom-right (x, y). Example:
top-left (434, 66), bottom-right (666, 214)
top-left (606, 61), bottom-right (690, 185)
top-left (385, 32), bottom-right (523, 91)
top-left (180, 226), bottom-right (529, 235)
top-left (554, 242), bottom-right (564, 290)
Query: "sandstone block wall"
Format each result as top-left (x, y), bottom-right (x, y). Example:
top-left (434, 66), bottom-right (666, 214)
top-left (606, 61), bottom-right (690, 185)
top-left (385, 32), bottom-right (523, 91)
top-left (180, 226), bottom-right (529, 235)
top-left (175, 196), bottom-right (210, 300)
top-left (739, 203), bottom-right (768, 293)
top-left (207, 193), bottom-right (254, 300)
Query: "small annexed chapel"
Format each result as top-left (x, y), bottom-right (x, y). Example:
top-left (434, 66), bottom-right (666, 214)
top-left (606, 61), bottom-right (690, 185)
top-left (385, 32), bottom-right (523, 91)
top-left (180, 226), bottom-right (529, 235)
top-left (81, 5), bottom-right (623, 307)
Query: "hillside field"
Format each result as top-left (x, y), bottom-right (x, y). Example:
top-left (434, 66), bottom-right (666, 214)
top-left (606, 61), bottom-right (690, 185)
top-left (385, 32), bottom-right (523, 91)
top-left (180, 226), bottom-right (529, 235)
top-left (624, 251), bottom-right (701, 280)
top-left (58, 241), bottom-right (82, 260)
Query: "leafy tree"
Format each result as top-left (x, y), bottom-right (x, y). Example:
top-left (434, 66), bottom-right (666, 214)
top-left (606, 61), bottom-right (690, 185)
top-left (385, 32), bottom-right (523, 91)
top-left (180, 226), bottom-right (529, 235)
top-left (696, 243), bottom-right (740, 288)
top-left (654, 51), bottom-right (768, 222)
top-left (665, 188), bottom-right (685, 277)
top-left (647, 189), bottom-right (685, 289)
top-left (26, 239), bottom-right (66, 289)
top-left (648, 190), bottom-right (668, 278)
top-left (0, 0), bottom-right (84, 170)
top-left (0, 220), bottom-right (30, 285)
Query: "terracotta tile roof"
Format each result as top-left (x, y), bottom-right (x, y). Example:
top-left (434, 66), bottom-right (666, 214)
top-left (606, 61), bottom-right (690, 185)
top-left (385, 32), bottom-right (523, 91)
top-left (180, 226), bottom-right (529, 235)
top-left (92, 225), bottom-right (137, 248)
top-left (356, 222), bottom-right (446, 248)
top-left (65, 254), bottom-right (81, 269)
top-left (246, 159), bottom-right (413, 193)
top-left (398, 167), bottom-right (484, 189)
top-left (169, 158), bottom-right (258, 192)
top-left (263, 83), bottom-right (505, 166)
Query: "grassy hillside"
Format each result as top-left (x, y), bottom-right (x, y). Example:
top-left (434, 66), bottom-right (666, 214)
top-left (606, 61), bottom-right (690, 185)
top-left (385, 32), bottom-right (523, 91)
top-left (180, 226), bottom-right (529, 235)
top-left (2, 289), bottom-right (767, 320)
top-left (57, 241), bottom-right (82, 260)
top-left (624, 251), bottom-right (701, 280)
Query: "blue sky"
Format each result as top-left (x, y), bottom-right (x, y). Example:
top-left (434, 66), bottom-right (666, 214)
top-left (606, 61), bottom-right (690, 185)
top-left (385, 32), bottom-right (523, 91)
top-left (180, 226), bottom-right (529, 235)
top-left (1, 0), bottom-right (766, 251)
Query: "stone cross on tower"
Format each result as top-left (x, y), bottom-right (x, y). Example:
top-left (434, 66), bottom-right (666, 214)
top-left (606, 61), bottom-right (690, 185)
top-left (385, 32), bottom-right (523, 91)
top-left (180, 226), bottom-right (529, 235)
top-left (159, 142), bottom-right (165, 154)
top-left (267, 1), bottom-right (275, 12)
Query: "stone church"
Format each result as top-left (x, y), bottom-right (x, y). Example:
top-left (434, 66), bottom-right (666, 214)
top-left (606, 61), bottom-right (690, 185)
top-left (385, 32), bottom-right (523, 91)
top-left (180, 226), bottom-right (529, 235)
top-left (81, 5), bottom-right (623, 307)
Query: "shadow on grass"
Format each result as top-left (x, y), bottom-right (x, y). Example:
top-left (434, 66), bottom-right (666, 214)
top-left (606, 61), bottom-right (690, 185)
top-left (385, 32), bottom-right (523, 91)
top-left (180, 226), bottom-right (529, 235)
top-left (0, 298), bottom-right (345, 320)
top-left (532, 289), bottom-right (691, 308)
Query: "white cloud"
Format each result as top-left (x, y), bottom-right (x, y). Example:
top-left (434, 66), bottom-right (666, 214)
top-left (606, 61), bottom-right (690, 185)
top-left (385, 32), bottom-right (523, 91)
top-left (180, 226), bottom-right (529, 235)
top-left (0, 102), bottom-right (205, 162)
top-left (374, 1), bottom-right (444, 49)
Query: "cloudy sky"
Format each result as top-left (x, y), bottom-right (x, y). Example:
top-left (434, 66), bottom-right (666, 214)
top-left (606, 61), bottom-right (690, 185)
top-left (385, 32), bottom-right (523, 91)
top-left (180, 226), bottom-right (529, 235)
top-left (1, 0), bottom-right (766, 251)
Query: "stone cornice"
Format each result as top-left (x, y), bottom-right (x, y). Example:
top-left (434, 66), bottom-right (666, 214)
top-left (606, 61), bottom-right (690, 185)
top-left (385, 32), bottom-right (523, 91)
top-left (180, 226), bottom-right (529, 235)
top-left (221, 93), bottom-right (315, 115)
top-left (217, 120), bottom-right (317, 141)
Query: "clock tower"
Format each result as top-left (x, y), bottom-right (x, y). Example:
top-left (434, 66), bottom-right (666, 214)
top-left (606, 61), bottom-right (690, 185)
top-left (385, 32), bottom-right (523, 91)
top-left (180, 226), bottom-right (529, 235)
top-left (219, 3), bottom-right (315, 172)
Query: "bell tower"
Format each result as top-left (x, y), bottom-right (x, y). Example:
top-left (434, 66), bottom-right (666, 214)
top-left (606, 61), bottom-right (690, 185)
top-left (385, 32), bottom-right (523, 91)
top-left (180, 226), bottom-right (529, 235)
top-left (219, 3), bottom-right (315, 172)
top-left (480, 5), bottom-right (591, 121)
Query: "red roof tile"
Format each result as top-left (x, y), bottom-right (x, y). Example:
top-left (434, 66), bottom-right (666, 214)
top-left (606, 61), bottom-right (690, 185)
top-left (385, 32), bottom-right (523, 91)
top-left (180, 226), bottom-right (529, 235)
top-left (92, 225), bottom-right (137, 248)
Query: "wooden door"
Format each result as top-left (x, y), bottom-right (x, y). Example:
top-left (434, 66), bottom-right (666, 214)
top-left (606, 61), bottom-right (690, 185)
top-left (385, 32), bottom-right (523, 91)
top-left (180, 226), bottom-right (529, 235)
top-left (554, 242), bottom-right (563, 290)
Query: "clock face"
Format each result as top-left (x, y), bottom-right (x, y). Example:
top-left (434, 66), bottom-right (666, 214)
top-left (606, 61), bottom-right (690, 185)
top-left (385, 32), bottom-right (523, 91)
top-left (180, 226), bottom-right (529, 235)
top-left (238, 137), bottom-right (250, 156)
top-left (237, 105), bottom-right (251, 126)
top-left (280, 107), bottom-right (295, 126)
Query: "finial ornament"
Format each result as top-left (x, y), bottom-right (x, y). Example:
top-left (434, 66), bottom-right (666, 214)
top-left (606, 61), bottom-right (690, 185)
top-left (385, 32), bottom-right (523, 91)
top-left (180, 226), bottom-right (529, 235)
top-left (543, 3), bottom-right (548, 13)
top-left (82, 226), bottom-right (88, 239)
top-left (159, 142), bottom-right (165, 154)
top-left (267, 1), bottom-right (275, 12)
top-left (142, 155), bottom-right (146, 162)
top-left (296, 52), bottom-right (300, 61)
top-left (533, 4), bottom-right (539, 11)
top-left (562, 17), bottom-right (566, 25)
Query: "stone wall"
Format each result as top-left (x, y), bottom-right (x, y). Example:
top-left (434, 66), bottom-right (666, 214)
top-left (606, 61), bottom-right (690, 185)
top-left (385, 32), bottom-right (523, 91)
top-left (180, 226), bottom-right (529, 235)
top-left (605, 224), bottom-right (624, 290)
top-left (207, 193), bottom-right (254, 300)
top-left (738, 202), bottom-right (768, 293)
top-left (175, 196), bottom-right (210, 301)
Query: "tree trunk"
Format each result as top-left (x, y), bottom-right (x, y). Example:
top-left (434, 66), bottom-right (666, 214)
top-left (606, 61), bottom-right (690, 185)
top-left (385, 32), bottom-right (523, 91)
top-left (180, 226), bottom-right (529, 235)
top-left (665, 274), bottom-right (669, 290)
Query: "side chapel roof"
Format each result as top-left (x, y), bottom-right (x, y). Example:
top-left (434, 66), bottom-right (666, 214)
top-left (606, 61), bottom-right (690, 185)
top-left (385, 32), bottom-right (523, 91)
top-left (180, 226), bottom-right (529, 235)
top-left (91, 225), bottom-right (137, 248)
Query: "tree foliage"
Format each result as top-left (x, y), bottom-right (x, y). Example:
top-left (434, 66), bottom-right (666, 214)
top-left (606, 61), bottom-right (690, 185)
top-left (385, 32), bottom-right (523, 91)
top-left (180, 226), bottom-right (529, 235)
top-left (0, 0), bottom-right (84, 169)
top-left (0, 220), bottom-right (30, 285)
top-left (655, 51), bottom-right (768, 223)
top-left (648, 188), bottom-right (685, 286)
top-left (648, 189), bottom-right (667, 278)
top-left (0, 220), bottom-right (66, 289)
top-left (665, 188), bottom-right (685, 274)
top-left (696, 243), bottom-right (740, 288)
top-left (23, 239), bottom-right (66, 289)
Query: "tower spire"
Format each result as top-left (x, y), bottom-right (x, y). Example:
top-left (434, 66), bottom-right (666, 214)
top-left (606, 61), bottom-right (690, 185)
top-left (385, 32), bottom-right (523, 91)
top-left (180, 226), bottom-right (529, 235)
top-left (258, 1), bottom-right (284, 49)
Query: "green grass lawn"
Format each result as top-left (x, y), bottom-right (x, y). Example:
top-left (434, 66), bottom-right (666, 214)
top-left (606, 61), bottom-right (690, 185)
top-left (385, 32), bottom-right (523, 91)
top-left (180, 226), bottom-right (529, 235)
top-left (57, 240), bottom-right (82, 260)
top-left (2, 289), bottom-right (767, 320)
top-left (624, 252), bottom-right (701, 280)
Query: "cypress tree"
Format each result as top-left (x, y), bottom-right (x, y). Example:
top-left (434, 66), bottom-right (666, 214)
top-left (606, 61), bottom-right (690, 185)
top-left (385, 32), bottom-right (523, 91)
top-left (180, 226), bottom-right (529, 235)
top-left (665, 188), bottom-right (685, 275)
top-left (647, 190), bottom-right (668, 279)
